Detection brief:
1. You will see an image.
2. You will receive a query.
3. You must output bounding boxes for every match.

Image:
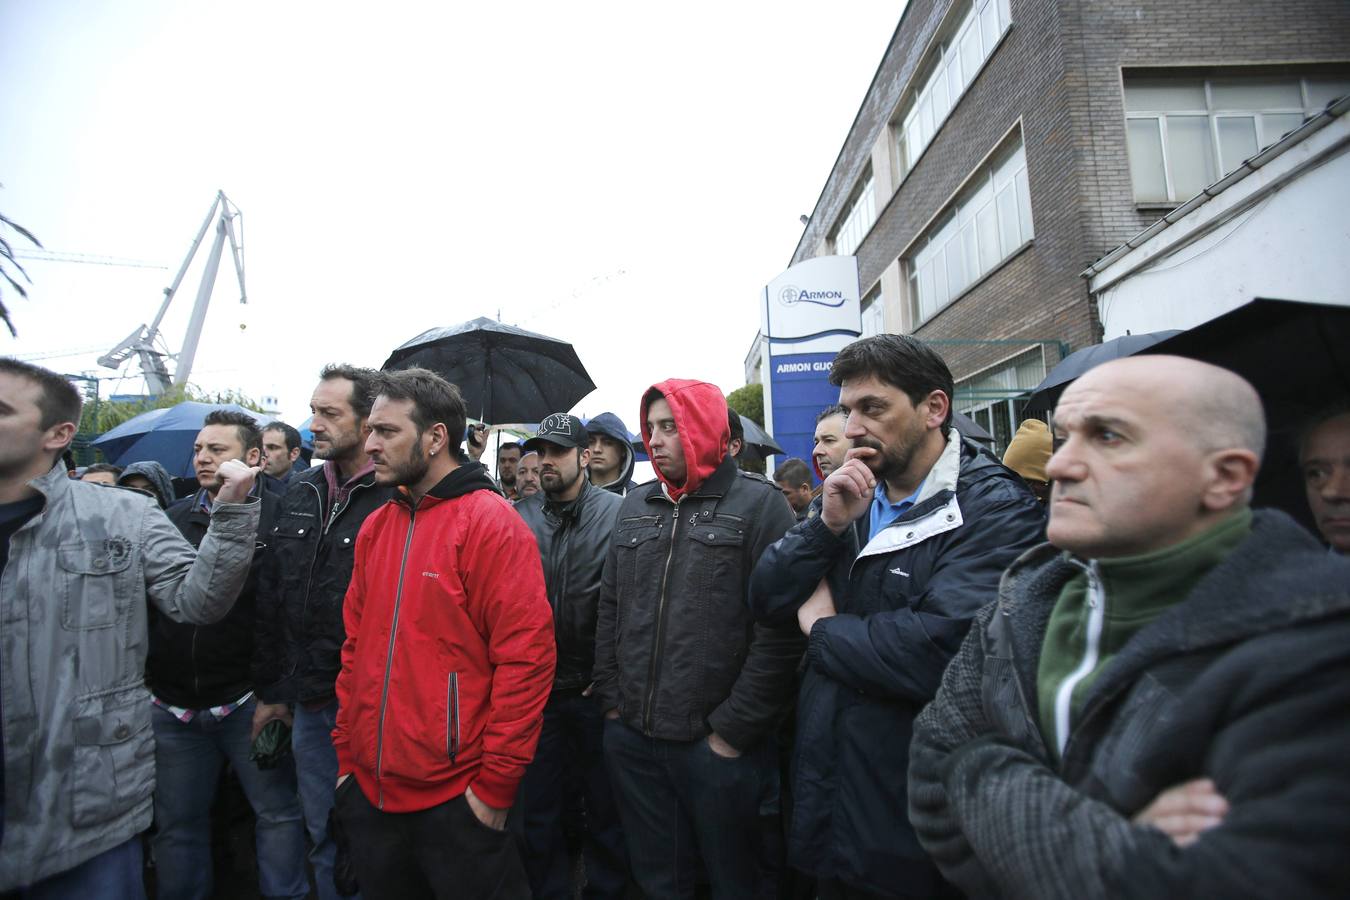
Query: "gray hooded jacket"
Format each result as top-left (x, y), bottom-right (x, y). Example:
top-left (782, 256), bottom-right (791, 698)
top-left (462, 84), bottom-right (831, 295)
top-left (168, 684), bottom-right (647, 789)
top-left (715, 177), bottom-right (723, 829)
top-left (0, 463), bottom-right (260, 890)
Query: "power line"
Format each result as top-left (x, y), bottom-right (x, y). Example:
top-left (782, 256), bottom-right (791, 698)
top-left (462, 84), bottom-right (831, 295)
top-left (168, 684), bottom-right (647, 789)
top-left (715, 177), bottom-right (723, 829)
top-left (11, 345), bottom-right (111, 362)
top-left (15, 249), bottom-right (170, 270)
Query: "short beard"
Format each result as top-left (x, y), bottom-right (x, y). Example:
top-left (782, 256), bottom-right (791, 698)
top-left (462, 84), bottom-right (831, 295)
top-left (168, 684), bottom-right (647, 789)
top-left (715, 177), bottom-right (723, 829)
top-left (384, 440), bottom-right (430, 488)
top-left (855, 424), bottom-right (924, 485)
top-left (542, 464), bottom-right (583, 499)
top-left (314, 428), bottom-right (361, 462)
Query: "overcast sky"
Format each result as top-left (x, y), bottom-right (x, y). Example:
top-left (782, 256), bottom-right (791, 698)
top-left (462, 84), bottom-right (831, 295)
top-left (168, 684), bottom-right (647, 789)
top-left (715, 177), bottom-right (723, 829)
top-left (2, 1), bottom-right (904, 433)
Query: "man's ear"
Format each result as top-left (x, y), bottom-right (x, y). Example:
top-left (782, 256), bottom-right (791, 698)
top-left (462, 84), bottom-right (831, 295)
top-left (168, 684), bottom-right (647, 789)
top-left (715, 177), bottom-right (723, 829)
top-left (1201, 448), bottom-right (1260, 512)
top-left (289, 447), bottom-right (301, 463)
top-left (923, 390), bottom-right (951, 431)
top-left (43, 422), bottom-right (76, 456)
top-left (245, 447), bottom-right (262, 468)
top-left (428, 422), bottom-right (449, 456)
top-left (579, 447), bottom-right (592, 468)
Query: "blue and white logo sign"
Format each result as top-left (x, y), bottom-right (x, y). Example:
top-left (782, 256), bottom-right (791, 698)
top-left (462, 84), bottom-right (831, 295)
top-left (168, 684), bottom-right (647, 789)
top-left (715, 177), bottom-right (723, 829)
top-left (762, 256), bottom-right (861, 342)
top-left (778, 285), bottom-right (847, 308)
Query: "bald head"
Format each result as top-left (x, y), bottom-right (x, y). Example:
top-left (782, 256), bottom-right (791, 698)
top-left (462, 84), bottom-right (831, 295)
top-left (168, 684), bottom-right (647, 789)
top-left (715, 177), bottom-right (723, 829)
top-left (1066, 356), bottom-right (1265, 462)
top-left (1047, 355), bottom-right (1264, 558)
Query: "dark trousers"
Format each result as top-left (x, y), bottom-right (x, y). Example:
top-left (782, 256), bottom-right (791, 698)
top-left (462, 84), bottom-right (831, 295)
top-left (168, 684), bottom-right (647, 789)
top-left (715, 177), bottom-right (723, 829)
top-left (510, 693), bottom-right (627, 899)
top-left (603, 718), bottom-right (776, 900)
top-left (335, 780), bottom-right (529, 900)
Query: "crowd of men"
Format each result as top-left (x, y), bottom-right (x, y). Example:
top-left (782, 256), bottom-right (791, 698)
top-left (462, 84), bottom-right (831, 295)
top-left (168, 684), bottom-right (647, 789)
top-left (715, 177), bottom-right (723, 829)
top-left (1, 333), bottom-right (1348, 900)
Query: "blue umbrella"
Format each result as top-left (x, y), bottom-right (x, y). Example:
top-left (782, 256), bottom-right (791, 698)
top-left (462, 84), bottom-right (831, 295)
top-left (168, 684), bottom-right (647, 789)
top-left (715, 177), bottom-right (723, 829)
top-left (92, 402), bottom-right (274, 478)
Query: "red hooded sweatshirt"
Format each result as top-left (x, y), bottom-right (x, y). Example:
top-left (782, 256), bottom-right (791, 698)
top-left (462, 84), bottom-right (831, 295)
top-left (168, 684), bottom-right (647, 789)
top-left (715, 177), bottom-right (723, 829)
top-left (333, 462), bottom-right (555, 813)
top-left (640, 379), bottom-right (730, 501)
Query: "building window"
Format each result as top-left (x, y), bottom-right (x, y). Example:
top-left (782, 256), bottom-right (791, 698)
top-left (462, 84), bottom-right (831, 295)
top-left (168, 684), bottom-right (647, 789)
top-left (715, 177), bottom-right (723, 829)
top-left (1124, 74), bottom-right (1350, 203)
top-left (905, 139), bottom-right (1033, 325)
top-left (895, 0), bottom-right (1011, 178)
top-left (954, 347), bottom-right (1045, 456)
top-left (861, 285), bottom-right (884, 337)
top-left (832, 171), bottom-right (877, 258)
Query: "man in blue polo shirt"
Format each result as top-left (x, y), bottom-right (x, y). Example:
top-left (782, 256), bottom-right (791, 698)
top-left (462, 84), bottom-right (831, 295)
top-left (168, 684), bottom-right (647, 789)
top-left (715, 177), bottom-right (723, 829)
top-left (749, 334), bottom-right (1044, 898)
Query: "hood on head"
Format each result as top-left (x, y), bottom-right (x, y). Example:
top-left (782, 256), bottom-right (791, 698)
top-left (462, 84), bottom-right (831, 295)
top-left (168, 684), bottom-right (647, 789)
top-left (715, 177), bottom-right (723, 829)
top-left (117, 460), bottom-right (175, 508)
top-left (640, 380), bottom-right (729, 500)
top-left (585, 412), bottom-right (636, 489)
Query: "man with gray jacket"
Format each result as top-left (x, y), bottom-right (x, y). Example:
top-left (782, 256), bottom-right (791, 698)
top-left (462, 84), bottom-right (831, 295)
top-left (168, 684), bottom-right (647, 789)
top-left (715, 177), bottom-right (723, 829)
top-left (0, 359), bottom-right (262, 895)
top-left (512, 414), bottom-right (627, 899)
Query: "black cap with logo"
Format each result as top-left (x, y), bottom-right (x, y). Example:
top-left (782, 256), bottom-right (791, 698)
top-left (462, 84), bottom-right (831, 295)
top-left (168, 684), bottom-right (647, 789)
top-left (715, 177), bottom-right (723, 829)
top-left (524, 413), bottom-right (590, 452)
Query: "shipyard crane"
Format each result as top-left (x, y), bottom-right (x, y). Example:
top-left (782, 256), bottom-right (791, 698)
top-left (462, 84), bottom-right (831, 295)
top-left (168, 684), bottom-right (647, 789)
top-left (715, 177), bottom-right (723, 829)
top-left (97, 191), bottom-right (246, 393)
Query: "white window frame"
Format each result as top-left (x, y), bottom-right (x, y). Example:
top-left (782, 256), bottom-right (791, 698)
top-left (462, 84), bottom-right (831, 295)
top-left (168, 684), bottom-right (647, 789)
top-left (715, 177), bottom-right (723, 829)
top-left (895, 0), bottom-right (1011, 180)
top-left (1124, 75), bottom-right (1343, 203)
top-left (860, 285), bottom-right (885, 337)
top-left (832, 171), bottom-right (877, 258)
top-left (903, 137), bottom-right (1033, 326)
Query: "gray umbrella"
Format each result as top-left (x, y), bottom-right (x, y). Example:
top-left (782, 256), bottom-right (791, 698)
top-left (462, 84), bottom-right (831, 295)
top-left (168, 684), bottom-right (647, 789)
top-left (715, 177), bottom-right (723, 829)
top-left (1024, 330), bottom-right (1182, 414)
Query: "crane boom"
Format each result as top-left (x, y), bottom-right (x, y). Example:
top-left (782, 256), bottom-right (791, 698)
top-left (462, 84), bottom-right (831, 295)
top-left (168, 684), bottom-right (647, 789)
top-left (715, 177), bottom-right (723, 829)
top-left (97, 191), bottom-right (246, 393)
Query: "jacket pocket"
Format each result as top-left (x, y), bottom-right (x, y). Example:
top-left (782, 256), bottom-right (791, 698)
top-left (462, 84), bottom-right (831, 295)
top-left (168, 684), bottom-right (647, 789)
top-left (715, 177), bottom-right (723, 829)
top-left (58, 539), bottom-right (136, 631)
top-left (447, 672), bottom-right (461, 764)
top-left (71, 688), bottom-right (153, 828)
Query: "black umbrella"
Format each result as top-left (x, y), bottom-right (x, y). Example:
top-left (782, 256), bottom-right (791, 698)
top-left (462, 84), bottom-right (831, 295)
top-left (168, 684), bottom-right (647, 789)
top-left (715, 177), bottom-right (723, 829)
top-left (952, 411), bottom-right (994, 443)
top-left (1142, 298), bottom-right (1350, 533)
top-left (1024, 330), bottom-right (1182, 414)
top-left (383, 318), bottom-right (597, 424)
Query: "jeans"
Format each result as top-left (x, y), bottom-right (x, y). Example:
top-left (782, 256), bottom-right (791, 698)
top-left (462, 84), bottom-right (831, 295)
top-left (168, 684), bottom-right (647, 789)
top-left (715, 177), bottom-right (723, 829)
top-left (150, 698), bottom-right (307, 900)
top-left (293, 700), bottom-right (360, 900)
top-left (603, 718), bottom-right (776, 900)
top-left (4, 836), bottom-right (142, 899)
top-left (336, 781), bottom-right (530, 900)
top-left (510, 693), bottom-right (627, 899)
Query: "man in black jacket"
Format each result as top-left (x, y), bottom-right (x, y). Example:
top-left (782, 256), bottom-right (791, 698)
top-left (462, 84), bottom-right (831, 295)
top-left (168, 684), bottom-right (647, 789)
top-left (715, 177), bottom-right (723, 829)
top-left (592, 379), bottom-right (800, 899)
top-left (748, 335), bottom-right (1044, 899)
top-left (513, 413), bottom-right (626, 899)
top-left (148, 409), bottom-right (307, 899)
top-left (908, 356), bottom-right (1350, 898)
top-left (251, 364), bottom-right (395, 900)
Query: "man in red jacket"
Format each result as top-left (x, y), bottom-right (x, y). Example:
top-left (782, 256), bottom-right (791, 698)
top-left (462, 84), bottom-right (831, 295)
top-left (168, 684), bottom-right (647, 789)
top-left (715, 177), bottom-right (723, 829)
top-left (332, 368), bottom-right (555, 900)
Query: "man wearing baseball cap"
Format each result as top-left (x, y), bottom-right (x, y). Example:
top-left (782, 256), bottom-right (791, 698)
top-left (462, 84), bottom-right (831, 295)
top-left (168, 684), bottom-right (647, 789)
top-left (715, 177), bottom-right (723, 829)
top-left (512, 414), bottom-right (628, 899)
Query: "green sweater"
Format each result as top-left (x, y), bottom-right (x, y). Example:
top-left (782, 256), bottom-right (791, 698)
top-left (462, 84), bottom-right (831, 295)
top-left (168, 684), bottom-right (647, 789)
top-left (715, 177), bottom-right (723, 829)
top-left (1036, 509), bottom-right (1252, 759)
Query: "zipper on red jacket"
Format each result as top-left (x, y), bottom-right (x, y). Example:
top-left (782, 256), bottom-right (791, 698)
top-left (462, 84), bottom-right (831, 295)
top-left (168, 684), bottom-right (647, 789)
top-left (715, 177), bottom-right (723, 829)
top-left (643, 501), bottom-right (681, 734)
top-left (375, 504), bottom-right (418, 810)
top-left (447, 671), bottom-right (460, 764)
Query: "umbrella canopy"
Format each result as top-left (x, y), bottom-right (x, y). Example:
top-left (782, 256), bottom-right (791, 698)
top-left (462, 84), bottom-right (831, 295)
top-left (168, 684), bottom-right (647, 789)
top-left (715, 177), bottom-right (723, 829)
top-left (1024, 330), bottom-right (1182, 414)
top-left (92, 402), bottom-right (274, 478)
top-left (383, 317), bottom-right (596, 425)
top-left (1143, 298), bottom-right (1350, 533)
top-left (952, 411), bottom-right (994, 443)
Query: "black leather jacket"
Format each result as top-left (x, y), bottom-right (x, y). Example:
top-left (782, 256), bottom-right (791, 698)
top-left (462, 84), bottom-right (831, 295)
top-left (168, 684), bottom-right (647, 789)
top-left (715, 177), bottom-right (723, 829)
top-left (592, 456), bottom-right (801, 751)
top-left (252, 465), bottom-right (396, 705)
top-left (147, 488), bottom-right (278, 708)
top-left (515, 479), bottom-right (622, 692)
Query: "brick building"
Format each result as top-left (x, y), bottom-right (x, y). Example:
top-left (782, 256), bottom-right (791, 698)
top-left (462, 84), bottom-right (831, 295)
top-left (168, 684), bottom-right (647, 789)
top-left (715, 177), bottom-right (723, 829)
top-left (750, 0), bottom-right (1350, 452)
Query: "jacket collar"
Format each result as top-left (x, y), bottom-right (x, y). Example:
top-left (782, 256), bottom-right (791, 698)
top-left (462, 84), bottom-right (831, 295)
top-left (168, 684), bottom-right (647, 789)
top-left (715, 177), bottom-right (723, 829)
top-left (26, 460), bottom-right (71, 507)
top-left (998, 509), bottom-right (1350, 725)
top-left (856, 429), bottom-right (965, 560)
top-left (397, 461), bottom-right (497, 508)
top-left (651, 454), bottom-right (738, 505)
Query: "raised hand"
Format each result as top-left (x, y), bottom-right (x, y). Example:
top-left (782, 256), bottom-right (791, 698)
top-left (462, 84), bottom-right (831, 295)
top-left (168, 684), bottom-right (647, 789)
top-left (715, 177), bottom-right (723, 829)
top-left (215, 458), bottom-right (263, 504)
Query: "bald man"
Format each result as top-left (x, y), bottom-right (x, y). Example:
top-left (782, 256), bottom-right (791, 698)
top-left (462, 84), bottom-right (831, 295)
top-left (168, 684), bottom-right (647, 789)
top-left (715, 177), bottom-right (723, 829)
top-left (909, 356), bottom-right (1350, 898)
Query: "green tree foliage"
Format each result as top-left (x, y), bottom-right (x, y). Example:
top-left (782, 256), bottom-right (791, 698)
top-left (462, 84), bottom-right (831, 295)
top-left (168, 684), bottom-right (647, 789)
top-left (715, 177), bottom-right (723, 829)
top-left (1, 207), bottom-right (41, 337)
top-left (725, 383), bottom-right (767, 474)
top-left (79, 384), bottom-right (265, 439)
top-left (726, 383), bottom-right (763, 425)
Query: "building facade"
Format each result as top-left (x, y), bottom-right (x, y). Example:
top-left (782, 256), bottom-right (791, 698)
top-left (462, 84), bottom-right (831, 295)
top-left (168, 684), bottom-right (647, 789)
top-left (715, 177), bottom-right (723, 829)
top-left (763, 0), bottom-right (1349, 452)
